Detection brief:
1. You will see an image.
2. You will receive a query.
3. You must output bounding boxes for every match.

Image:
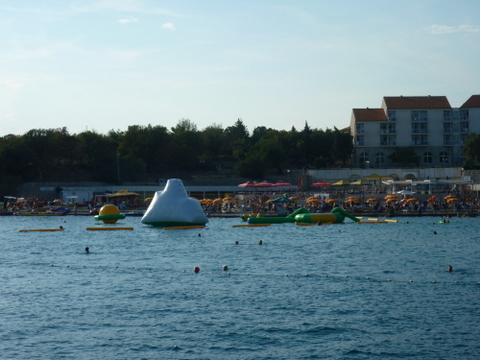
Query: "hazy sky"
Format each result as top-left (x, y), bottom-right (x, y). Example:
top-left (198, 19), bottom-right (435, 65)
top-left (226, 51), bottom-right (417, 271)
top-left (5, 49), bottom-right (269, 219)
top-left (1, 0), bottom-right (479, 136)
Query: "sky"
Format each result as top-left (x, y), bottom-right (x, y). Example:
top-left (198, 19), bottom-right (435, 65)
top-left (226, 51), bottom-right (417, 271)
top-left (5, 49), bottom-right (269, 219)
top-left (1, 0), bottom-right (480, 136)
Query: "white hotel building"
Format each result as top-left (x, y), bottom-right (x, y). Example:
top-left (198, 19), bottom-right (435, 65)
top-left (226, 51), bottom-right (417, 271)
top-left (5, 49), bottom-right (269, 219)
top-left (350, 95), bottom-right (480, 168)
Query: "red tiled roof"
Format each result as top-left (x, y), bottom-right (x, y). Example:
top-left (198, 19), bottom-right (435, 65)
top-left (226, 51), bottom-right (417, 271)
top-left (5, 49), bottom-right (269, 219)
top-left (461, 95), bottom-right (480, 108)
top-left (383, 96), bottom-right (451, 109)
top-left (352, 108), bottom-right (387, 122)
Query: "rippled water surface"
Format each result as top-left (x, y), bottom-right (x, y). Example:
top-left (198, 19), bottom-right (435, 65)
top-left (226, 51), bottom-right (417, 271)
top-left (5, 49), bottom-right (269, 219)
top-left (1, 215), bottom-right (480, 359)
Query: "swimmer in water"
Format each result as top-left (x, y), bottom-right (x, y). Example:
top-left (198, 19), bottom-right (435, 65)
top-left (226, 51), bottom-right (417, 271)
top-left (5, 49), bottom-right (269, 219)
top-left (447, 265), bottom-right (453, 272)
top-left (85, 247), bottom-right (89, 254)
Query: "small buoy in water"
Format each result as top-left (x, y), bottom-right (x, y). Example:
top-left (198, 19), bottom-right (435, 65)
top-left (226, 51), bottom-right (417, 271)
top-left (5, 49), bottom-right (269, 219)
top-left (447, 265), bottom-right (453, 272)
top-left (222, 265), bottom-right (228, 271)
top-left (194, 266), bottom-right (200, 273)
top-left (258, 240), bottom-right (263, 245)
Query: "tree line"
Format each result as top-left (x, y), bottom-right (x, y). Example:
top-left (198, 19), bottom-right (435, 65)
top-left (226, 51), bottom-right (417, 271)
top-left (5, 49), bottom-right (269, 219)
top-left (0, 118), bottom-right (353, 193)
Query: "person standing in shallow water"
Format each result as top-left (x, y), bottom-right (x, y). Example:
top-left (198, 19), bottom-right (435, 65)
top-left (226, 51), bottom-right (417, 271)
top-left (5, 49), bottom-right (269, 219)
top-left (447, 265), bottom-right (453, 272)
top-left (85, 247), bottom-right (89, 254)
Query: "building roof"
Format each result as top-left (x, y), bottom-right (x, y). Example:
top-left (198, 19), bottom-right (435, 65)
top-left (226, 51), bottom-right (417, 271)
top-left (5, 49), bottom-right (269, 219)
top-left (352, 108), bottom-right (387, 122)
top-left (461, 95), bottom-right (480, 108)
top-left (383, 96), bottom-right (451, 109)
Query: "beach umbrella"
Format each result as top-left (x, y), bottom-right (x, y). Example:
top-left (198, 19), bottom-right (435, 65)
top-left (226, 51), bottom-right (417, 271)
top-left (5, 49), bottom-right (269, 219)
top-left (397, 190), bottom-right (414, 195)
top-left (273, 180), bottom-right (293, 187)
top-left (366, 198), bottom-right (379, 203)
top-left (144, 197), bottom-right (153, 202)
top-left (345, 199), bottom-right (360, 204)
top-left (272, 196), bottom-right (294, 203)
top-left (254, 180), bottom-right (275, 188)
top-left (325, 198), bottom-right (337, 203)
top-left (238, 181), bottom-right (256, 188)
top-left (306, 199), bottom-right (320, 204)
top-left (289, 196), bottom-right (300, 201)
top-left (350, 179), bottom-right (371, 186)
top-left (108, 190), bottom-right (141, 197)
top-left (332, 180), bottom-right (348, 186)
top-left (311, 180), bottom-right (332, 187)
top-left (384, 195), bottom-right (399, 200)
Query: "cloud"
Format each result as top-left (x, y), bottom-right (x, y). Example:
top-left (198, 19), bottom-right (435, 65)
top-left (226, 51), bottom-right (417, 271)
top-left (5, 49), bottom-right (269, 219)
top-left (0, 78), bottom-right (24, 90)
top-left (427, 24), bottom-right (480, 34)
top-left (119, 17), bottom-right (138, 24)
top-left (163, 22), bottom-right (176, 30)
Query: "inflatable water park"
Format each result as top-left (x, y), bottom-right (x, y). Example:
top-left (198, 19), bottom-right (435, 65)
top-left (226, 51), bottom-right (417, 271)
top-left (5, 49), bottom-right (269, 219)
top-left (141, 178), bottom-right (209, 228)
top-left (243, 207), bottom-right (358, 225)
top-left (242, 206), bottom-right (398, 225)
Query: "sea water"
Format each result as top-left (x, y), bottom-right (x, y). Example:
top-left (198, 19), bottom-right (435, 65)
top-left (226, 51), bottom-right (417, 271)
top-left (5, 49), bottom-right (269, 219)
top-left (1, 215), bottom-right (480, 359)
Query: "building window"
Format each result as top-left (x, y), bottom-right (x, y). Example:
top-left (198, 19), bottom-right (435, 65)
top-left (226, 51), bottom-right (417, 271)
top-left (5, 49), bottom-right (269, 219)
top-left (443, 110), bottom-right (452, 122)
top-left (443, 122), bottom-right (452, 133)
top-left (444, 134), bottom-right (452, 146)
top-left (412, 123), bottom-right (428, 133)
top-left (356, 135), bottom-right (364, 146)
top-left (381, 123), bottom-right (396, 134)
top-left (359, 152), bottom-right (369, 164)
top-left (439, 152), bottom-right (449, 164)
top-left (412, 135), bottom-right (428, 145)
top-left (356, 123), bottom-right (364, 134)
top-left (375, 152), bottom-right (385, 165)
top-left (423, 152), bottom-right (433, 164)
top-left (412, 110), bottom-right (427, 121)
top-left (388, 110), bottom-right (396, 121)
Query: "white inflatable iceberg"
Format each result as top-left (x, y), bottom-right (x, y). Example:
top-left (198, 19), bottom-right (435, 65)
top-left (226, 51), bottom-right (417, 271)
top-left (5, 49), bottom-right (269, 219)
top-left (141, 179), bottom-right (209, 227)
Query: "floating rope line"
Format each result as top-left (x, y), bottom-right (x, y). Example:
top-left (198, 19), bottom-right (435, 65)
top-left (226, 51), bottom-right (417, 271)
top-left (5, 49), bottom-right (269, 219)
top-left (45, 264), bottom-right (480, 286)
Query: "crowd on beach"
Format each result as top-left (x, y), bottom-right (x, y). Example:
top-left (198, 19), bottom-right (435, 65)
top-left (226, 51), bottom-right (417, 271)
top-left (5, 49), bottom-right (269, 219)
top-left (2, 183), bottom-right (479, 217)
top-left (199, 186), bottom-right (480, 217)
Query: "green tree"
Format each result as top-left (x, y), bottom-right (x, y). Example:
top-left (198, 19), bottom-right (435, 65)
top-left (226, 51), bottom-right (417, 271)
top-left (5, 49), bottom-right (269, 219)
top-left (169, 119), bottom-right (204, 171)
top-left (77, 131), bottom-right (118, 182)
top-left (463, 133), bottom-right (480, 168)
top-left (331, 127), bottom-right (353, 166)
top-left (225, 119), bottom-right (249, 160)
top-left (388, 147), bottom-right (420, 166)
